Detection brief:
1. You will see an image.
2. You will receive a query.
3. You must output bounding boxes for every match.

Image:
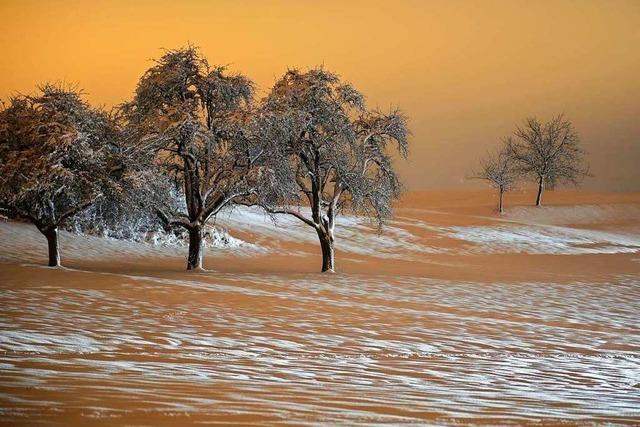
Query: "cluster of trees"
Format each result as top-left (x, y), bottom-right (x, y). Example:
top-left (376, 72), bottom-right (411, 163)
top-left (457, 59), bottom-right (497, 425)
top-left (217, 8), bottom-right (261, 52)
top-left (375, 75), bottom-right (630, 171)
top-left (474, 115), bottom-right (589, 213)
top-left (0, 47), bottom-right (409, 272)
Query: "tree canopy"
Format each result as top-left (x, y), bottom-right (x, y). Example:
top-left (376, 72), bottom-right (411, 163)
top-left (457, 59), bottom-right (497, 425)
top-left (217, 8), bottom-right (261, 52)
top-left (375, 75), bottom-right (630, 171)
top-left (124, 46), bottom-right (265, 269)
top-left (507, 114), bottom-right (589, 206)
top-left (257, 67), bottom-right (409, 271)
top-left (0, 51), bottom-right (412, 273)
top-left (0, 84), bottom-right (125, 266)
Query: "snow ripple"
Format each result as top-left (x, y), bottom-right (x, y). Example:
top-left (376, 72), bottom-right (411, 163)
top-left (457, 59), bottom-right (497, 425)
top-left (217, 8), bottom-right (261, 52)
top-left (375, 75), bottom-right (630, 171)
top-left (1, 271), bottom-right (639, 424)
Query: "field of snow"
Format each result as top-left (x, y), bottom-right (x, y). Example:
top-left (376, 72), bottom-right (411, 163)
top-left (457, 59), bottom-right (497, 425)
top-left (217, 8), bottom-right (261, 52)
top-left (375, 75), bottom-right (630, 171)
top-left (1, 192), bottom-right (639, 425)
top-left (3, 199), bottom-right (640, 267)
top-left (1, 266), bottom-right (638, 424)
top-left (217, 204), bottom-right (640, 258)
top-left (0, 219), bottom-right (265, 266)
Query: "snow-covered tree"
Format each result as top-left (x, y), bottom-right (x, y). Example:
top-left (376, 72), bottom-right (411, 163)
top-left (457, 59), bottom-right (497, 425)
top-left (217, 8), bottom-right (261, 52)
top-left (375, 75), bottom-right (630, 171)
top-left (258, 68), bottom-right (409, 272)
top-left (473, 143), bottom-right (517, 213)
top-left (506, 114), bottom-right (589, 206)
top-left (0, 84), bottom-right (124, 266)
top-left (125, 47), bottom-right (264, 270)
top-left (68, 108), bottom-right (177, 241)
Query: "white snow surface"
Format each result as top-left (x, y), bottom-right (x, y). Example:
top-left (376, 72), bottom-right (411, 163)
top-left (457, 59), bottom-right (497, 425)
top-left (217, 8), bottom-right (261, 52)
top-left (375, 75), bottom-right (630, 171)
top-left (0, 219), bottom-right (264, 264)
top-left (216, 205), bottom-right (441, 259)
top-left (1, 203), bottom-right (639, 264)
top-left (216, 204), bottom-right (640, 258)
top-left (1, 271), bottom-right (639, 422)
top-left (443, 224), bottom-right (640, 255)
top-left (1, 203), bottom-right (640, 423)
top-left (504, 204), bottom-right (640, 226)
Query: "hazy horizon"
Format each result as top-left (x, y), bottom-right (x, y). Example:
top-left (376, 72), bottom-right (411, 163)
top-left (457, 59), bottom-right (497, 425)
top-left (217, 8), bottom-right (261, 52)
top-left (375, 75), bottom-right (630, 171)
top-left (1, 0), bottom-right (638, 191)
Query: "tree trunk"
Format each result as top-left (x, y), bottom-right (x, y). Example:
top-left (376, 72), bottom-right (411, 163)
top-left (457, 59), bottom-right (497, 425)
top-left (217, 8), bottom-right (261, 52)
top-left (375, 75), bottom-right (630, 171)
top-left (498, 187), bottom-right (504, 214)
top-left (536, 176), bottom-right (544, 206)
top-left (44, 227), bottom-right (61, 267)
top-left (317, 228), bottom-right (335, 273)
top-left (187, 225), bottom-right (204, 271)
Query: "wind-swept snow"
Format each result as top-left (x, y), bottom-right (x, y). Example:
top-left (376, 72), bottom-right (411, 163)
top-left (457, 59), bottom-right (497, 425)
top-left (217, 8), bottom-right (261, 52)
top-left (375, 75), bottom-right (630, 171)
top-left (3, 201), bottom-right (640, 267)
top-left (0, 219), bottom-right (264, 265)
top-left (1, 194), bottom-right (640, 424)
top-left (217, 205), bottom-right (441, 258)
top-left (1, 267), bottom-right (639, 423)
top-left (504, 204), bottom-right (640, 226)
top-left (443, 224), bottom-right (640, 255)
top-left (442, 204), bottom-right (640, 255)
top-left (217, 204), bottom-right (640, 258)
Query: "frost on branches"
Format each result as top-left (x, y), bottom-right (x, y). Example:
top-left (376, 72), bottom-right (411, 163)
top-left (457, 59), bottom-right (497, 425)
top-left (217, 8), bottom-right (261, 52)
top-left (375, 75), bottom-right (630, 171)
top-left (0, 84), bottom-right (129, 267)
top-left (473, 145), bottom-right (518, 213)
top-left (256, 68), bottom-right (409, 272)
top-left (507, 115), bottom-right (590, 207)
top-left (0, 49), bottom-right (412, 273)
top-left (123, 47), bottom-right (267, 270)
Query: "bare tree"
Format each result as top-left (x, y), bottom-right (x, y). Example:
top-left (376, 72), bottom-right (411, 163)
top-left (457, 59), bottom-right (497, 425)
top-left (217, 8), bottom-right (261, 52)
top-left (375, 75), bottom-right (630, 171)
top-left (124, 46), bottom-right (263, 270)
top-left (257, 68), bottom-right (409, 272)
top-left (506, 114), bottom-right (589, 206)
top-left (0, 84), bottom-right (123, 267)
top-left (473, 143), bottom-right (517, 213)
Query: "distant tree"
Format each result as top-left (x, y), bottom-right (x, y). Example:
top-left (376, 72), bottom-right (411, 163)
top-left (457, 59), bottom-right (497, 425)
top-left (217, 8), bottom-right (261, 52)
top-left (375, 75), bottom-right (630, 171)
top-left (506, 114), bottom-right (589, 206)
top-left (0, 84), bottom-right (123, 267)
top-left (125, 46), bottom-right (264, 270)
top-left (258, 68), bottom-right (409, 272)
top-left (473, 143), bottom-right (517, 213)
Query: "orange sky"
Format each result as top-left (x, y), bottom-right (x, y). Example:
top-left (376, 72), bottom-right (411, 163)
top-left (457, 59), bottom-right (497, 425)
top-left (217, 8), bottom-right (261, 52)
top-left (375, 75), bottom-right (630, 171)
top-left (1, 0), bottom-right (639, 191)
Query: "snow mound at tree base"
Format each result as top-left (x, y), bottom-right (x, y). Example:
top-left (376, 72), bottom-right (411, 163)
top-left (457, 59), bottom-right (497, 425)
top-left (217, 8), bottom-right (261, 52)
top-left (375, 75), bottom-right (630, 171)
top-left (140, 225), bottom-right (248, 249)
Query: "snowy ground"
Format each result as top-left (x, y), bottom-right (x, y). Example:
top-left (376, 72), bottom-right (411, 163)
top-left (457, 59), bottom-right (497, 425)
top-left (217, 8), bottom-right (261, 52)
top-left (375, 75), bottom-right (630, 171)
top-left (2, 201), bottom-right (639, 267)
top-left (0, 219), bottom-right (265, 266)
top-left (217, 204), bottom-right (640, 258)
top-left (1, 266), bottom-right (638, 424)
top-left (1, 192), bottom-right (640, 425)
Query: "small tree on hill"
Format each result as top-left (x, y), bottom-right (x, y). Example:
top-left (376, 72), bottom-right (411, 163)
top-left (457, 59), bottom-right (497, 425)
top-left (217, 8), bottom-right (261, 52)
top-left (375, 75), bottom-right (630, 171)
top-left (0, 84), bottom-right (124, 267)
top-left (473, 143), bottom-right (517, 213)
top-left (506, 114), bottom-right (589, 206)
